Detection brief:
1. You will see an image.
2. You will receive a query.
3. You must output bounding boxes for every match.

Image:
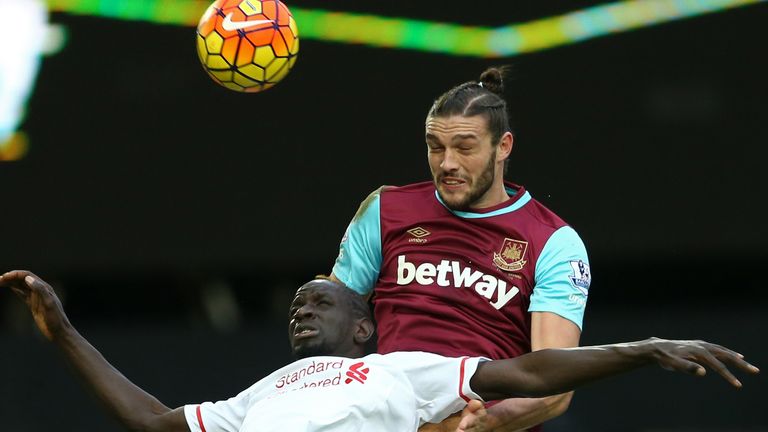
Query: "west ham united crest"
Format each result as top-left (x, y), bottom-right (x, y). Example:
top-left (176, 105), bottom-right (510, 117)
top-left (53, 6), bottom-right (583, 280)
top-left (493, 238), bottom-right (528, 272)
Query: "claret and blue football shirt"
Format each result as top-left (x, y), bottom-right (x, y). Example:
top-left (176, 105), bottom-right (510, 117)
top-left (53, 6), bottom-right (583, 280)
top-left (333, 181), bottom-right (590, 359)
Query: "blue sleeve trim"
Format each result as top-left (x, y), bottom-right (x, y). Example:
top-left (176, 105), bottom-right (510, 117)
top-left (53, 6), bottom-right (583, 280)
top-left (331, 192), bottom-right (382, 295)
top-left (529, 226), bottom-right (590, 330)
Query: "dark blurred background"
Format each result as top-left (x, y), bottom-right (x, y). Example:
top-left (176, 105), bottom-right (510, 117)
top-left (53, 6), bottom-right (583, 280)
top-left (1, 1), bottom-right (766, 430)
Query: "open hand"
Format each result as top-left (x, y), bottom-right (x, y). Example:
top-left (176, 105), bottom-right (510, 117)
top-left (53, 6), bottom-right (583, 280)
top-left (0, 270), bottom-right (70, 340)
top-left (646, 337), bottom-right (759, 388)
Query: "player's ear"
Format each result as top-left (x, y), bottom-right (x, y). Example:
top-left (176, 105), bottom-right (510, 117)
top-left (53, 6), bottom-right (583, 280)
top-left (353, 317), bottom-right (374, 345)
top-left (496, 131), bottom-right (513, 161)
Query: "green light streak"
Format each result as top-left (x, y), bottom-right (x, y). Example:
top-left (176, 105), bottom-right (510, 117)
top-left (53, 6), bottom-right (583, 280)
top-left (46, 0), bottom-right (766, 57)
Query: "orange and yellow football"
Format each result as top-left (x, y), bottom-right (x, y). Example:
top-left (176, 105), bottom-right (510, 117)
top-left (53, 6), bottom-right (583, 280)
top-left (196, 0), bottom-right (299, 92)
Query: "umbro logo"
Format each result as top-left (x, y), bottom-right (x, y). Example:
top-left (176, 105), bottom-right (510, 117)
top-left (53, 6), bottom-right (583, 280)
top-left (407, 227), bottom-right (430, 244)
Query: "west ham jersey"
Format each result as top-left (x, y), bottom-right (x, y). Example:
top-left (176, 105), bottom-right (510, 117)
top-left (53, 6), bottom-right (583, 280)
top-left (333, 181), bottom-right (590, 360)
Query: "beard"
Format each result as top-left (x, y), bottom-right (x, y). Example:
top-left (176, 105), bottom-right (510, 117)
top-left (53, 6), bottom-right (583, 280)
top-left (292, 339), bottom-right (333, 359)
top-left (434, 152), bottom-right (496, 211)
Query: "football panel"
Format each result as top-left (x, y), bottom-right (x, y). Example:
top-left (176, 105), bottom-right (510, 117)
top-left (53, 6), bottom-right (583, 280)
top-left (278, 26), bottom-right (295, 52)
top-left (238, 63), bottom-right (265, 82)
top-left (221, 35), bottom-right (241, 64)
top-left (267, 63), bottom-right (291, 84)
top-left (288, 16), bottom-right (298, 38)
top-left (262, 0), bottom-right (277, 20)
top-left (276, 2), bottom-right (292, 26)
top-left (205, 31), bottom-right (224, 55)
top-left (244, 82), bottom-right (275, 93)
top-left (209, 69), bottom-right (234, 82)
top-left (238, 0), bottom-right (262, 16)
top-left (245, 28), bottom-right (275, 48)
top-left (271, 30), bottom-right (289, 57)
top-left (253, 45), bottom-right (276, 68)
top-left (265, 56), bottom-right (288, 81)
top-left (222, 81), bottom-right (246, 92)
top-left (198, 9), bottom-right (218, 36)
top-left (206, 53), bottom-right (232, 69)
top-left (233, 71), bottom-right (261, 88)
top-left (236, 39), bottom-right (256, 67)
top-left (196, 35), bottom-right (208, 61)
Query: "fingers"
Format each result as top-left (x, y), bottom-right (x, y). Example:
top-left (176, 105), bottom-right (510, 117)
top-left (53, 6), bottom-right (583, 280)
top-left (0, 270), bottom-right (34, 287)
top-left (0, 270), bottom-right (46, 290)
top-left (705, 342), bottom-right (744, 359)
top-left (659, 351), bottom-right (706, 376)
top-left (1, 271), bottom-right (32, 299)
top-left (695, 343), bottom-right (760, 387)
top-left (456, 400), bottom-right (486, 432)
top-left (463, 400), bottom-right (484, 414)
top-left (694, 349), bottom-right (741, 388)
top-left (0, 271), bottom-right (54, 303)
top-left (707, 344), bottom-right (761, 376)
top-left (660, 341), bottom-right (761, 388)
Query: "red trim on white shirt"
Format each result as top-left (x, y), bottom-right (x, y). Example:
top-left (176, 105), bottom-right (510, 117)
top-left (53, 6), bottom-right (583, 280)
top-left (458, 357), bottom-right (471, 403)
top-left (196, 405), bottom-right (208, 432)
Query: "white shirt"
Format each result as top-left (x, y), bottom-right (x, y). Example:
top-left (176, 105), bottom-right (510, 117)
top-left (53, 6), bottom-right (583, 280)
top-left (184, 351), bottom-right (484, 432)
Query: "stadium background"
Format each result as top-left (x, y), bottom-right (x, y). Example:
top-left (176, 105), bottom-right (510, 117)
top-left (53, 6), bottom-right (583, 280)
top-left (1, 0), bottom-right (766, 430)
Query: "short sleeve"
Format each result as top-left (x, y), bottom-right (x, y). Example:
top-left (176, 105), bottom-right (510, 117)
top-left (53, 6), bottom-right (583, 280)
top-left (387, 352), bottom-right (485, 425)
top-left (184, 390), bottom-right (251, 432)
top-left (331, 188), bottom-right (383, 295)
top-left (529, 226), bottom-right (591, 330)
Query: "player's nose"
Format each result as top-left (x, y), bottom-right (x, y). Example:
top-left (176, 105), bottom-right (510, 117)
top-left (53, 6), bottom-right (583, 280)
top-left (295, 303), bottom-right (316, 319)
top-left (440, 149), bottom-right (460, 171)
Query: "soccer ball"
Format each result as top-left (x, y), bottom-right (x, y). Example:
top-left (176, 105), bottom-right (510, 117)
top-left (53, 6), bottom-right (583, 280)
top-left (196, 0), bottom-right (299, 92)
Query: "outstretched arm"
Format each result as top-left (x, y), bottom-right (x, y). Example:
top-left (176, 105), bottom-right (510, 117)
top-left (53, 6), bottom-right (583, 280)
top-left (0, 270), bottom-right (188, 432)
top-left (482, 312), bottom-right (580, 432)
top-left (421, 313), bottom-right (579, 432)
top-left (470, 338), bottom-right (759, 403)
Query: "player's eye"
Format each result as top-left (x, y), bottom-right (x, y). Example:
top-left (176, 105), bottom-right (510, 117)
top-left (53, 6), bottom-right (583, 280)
top-left (456, 141), bottom-right (476, 151)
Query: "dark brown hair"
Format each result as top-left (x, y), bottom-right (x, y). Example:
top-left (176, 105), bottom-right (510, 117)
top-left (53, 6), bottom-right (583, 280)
top-left (427, 66), bottom-right (512, 146)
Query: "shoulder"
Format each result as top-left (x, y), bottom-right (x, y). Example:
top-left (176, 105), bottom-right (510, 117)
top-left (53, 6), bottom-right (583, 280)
top-left (527, 200), bottom-right (567, 228)
top-left (498, 182), bottom-right (572, 235)
top-left (352, 183), bottom-right (431, 218)
top-left (380, 181), bottom-right (434, 197)
top-left (352, 186), bottom-right (386, 222)
top-left (378, 181), bottom-right (436, 207)
top-left (515, 187), bottom-right (570, 232)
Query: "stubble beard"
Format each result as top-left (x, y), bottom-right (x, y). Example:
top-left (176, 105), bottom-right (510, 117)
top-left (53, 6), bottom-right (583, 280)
top-left (435, 153), bottom-right (497, 211)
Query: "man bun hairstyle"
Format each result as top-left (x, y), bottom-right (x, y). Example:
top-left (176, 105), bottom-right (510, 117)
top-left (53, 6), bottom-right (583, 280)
top-left (478, 66), bottom-right (506, 96)
top-left (427, 66), bottom-right (512, 147)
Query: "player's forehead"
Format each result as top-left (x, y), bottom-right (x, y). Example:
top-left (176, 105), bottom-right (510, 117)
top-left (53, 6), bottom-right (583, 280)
top-left (292, 280), bottom-right (344, 303)
top-left (425, 115), bottom-right (489, 141)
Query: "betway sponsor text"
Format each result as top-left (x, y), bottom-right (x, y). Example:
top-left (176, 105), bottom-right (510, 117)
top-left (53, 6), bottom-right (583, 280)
top-left (396, 255), bottom-right (519, 310)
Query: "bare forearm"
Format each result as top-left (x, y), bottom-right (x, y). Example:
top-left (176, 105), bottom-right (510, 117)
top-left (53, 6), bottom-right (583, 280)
top-left (473, 342), bottom-right (648, 400)
top-left (55, 327), bottom-right (179, 431)
top-left (462, 338), bottom-right (757, 432)
top-left (0, 272), bottom-right (186, 432)
top-left (482, 393), bottom-right (571, 431)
